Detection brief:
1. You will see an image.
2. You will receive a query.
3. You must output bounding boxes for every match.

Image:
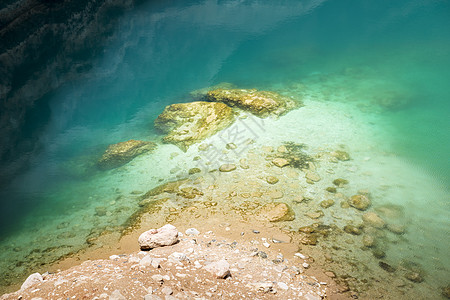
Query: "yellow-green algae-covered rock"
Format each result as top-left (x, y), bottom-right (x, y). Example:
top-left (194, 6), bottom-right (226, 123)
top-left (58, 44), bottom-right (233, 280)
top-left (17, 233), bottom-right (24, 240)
top-left (97, 139), bottom-right (157, 170)
top-left (206, 88), bottom-right (300, 117)
top-left (258, 202), bottom-right (295, 222)
top-left (154, 101), bottom-right (234, 151)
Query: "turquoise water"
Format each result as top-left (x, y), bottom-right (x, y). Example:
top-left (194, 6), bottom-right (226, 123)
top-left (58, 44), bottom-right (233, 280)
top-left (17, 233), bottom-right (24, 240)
top-left (1, 0), bottom-right (449, 296)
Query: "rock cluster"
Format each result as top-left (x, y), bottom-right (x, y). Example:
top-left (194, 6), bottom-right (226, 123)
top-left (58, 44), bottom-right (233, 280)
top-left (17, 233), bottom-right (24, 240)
top-left (6, 224), bottom-right (331, 300)
top-left (97, 139), bottom-right (157, 170)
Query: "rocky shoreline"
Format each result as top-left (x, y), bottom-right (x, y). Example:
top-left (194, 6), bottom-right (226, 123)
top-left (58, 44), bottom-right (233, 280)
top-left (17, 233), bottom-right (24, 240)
top-left (1, 221), bottom-right (349, 300)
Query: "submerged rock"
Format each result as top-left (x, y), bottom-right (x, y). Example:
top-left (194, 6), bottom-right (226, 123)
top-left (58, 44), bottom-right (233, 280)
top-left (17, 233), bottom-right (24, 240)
top-left (206, 88), bottom-right (300, 117)
top-left (258, 202), bottom-right (295, 222)
top-left (362, 212), bottom-right (386, 228)
top-left (333, 178), bottom-right (349, 187)
top-left (138, 224), bottom-right (179, 250)
top-left (154, 101), bottom-right (234, 151)
top-left (379, 261), bottom-right (396, 273)
top-left (97, 140), bottom-right (156, 170)
top-left (305, 171), bottom-right (321, 182)
top-left (320, 199), bottom-right (335, 208)
top-left (219, 164), bottom-right (236, 172)
top-left (405, 271), bottom-right (424, 283)
top-left (330, 150), bottom-right (350, 161)
top-left (343, 225), bottom-right (362, 235)
top-left (266, 176), bottom-right (279, 184)
top-left (348, 194), bottom-right (371, 211)
top-left (272, 157), bottom-right (290, 168)
top-left (387, 223), bottom-right (406, 235)
top-left (362, 235), bottom-right (376, 247)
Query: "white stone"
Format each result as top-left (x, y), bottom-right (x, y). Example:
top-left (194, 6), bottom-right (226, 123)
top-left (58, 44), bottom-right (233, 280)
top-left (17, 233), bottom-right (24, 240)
top-left (151, 275), bottom-right (164, 282)
top-left (21, 273), bottom-right (43, 291)
top-left (204, 259), bottom-right (231, 279)
top-left (294, 253), bottom-right (306, 259)
top-left (109, 255), bottom-right (119, 260)
top-left (139, 255), bottom-right (153, 267)
top-left (144, 295), bottom-right (162, 300)
top-left (161, 287), bottom-right (173, 295)
top-left (263, 242), bottom-right (271, 248)
top-left (185, 228), bottom-right (200, 236)
top-left (302, 262), bottom-right (310, 269)
top-left (277, 282), bottom-right (289, 290)
top-left (151, 258), bottom-right (162, 268)
top-left (168, 252), bottom-right (188, 262)
top-left (305, 293), bottom-right (321, 300)
top-left (138, 224), bottom-right (179, 250)
top-left (252, 282), bottom-right (273, 293)
top-left (128, 256), bottom-right (140, 264)
top-left (109, 290), bottom-right (126, 300)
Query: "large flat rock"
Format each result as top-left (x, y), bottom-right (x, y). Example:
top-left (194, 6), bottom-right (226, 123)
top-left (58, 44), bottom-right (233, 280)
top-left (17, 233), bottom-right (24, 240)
top-left (206, 88), bottom-right (300, 117)
top-left (97, 139), bottom-right (157, 170)
top-left (154, 101), bottom-right (234, 151)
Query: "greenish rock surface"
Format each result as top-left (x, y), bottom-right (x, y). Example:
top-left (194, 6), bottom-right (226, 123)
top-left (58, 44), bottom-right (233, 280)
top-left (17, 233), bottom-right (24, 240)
top-left (97, 139), bottom-right (157, 170)
top-left (348, 194), bottom-right (371, 211)
top-left (206, 88), bottom-right (300, 117)
top-left (154, 101), bottom-right (234, 151)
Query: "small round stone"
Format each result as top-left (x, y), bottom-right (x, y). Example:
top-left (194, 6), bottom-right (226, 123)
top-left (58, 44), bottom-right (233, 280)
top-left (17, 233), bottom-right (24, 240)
top-left (266, 176), bottom-right (279, 184)
top-left (219, 164), bottom-right (236, 172)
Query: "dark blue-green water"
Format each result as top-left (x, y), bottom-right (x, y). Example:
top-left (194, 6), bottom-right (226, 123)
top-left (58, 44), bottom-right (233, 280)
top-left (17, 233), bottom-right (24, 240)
top-left (1, 0), bottom-right (449, 296)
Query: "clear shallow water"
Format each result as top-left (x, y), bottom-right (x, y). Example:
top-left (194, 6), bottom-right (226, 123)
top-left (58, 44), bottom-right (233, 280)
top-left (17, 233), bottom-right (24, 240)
top-left (1, 0), bottom-right (449, 296)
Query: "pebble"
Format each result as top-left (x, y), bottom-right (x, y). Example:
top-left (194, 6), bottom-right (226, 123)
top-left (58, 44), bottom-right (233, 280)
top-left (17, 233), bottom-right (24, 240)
top-left (263, 242), bottom-right (271, 248)
top-left (151, 275), bottom-right (164, 282)
top-left (144, 295), bottom-right (162, 300)
top-left (109, 290), bottom-right (126, 300)
top-left (272, 158), bottom-right (290, 168)
top-left (302, 262), bottom-right (310, 269)
top-left (198, 143), bottom-right (210, 151)
top-left (295, 253), bottom-right (307, 259)
top-left (204, 259), bottom-right (231, 279)
top-left (324, 271), bottom-right (336, 278)
top-left (305, 171), bottom-right (321, 182)
top-left (185, 228), bottom-right (200, 236)
top-left (269, 190), bottom-right (284, 199)
top-left (320, 199), bottom-right (335, 208)
top-left (219, 164), bottom-right (236, 172)
top-left (405, 271), bottom-right (423, 283)
top-left (266, 176), bottom-right (279, 184)
top-left (252, 282), bottom-right (274, 293)
top-left (277, 282), bottom-right (289, 290)
top-left (362, 235), bottom-right (376, 247)
top-left (379, 261), bottom-right (396, 273)
top-left (161, 287), bottom-right (173, 295)
top-left (226, 143), bottom-right (237, 150)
